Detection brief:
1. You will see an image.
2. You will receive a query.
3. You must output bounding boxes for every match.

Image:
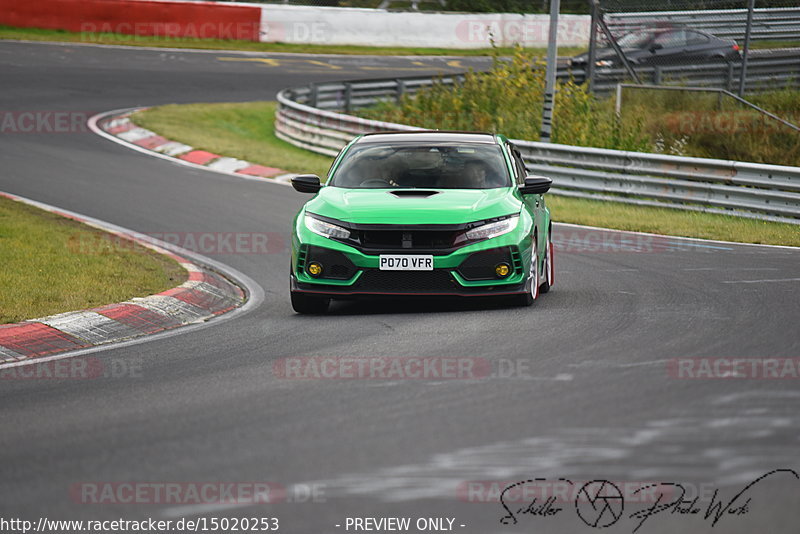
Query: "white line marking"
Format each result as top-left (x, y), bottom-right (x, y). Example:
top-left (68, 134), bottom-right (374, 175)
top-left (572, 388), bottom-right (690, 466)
top-left (207, 157), bottom-right (250, 173)
top-left (117, 127), bottom-right (155, 143)
top-left (39, 311), bottom-right (141, 345)
top-left (130, 295), bottom-right (209, 322)
top-left (154, 141), bottom-right (193, 157)
top-left (555, 222), bottom-right (800, 251)
top-left (721, 277), bottom-right (800, 284)
top-left (682, 267), bottom-right (781, 271)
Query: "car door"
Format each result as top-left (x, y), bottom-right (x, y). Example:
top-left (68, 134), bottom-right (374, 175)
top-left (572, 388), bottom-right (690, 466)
top-left (684, 30), bottom-right (720, 63)
top-left (507, 143), bottom-right (541, 253)
top-left (651, 29), bottom-right (688, 65)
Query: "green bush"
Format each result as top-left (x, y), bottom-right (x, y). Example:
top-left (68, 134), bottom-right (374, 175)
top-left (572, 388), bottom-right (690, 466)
top-left (360, 47), bottom-right (650, 151)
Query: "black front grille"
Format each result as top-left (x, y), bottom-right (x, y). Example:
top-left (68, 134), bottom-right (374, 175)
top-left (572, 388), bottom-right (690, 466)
top-left (306, 246), bottom-right (357, 280)
top-left (355, 270), bottom-right (457, 293)
top-left (358, 229), bottom-right (460, 251)
top-left (458, 247), bottom-right (513, 281)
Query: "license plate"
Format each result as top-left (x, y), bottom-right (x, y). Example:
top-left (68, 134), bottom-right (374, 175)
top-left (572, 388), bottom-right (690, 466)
top-left (379, 255), bottom-right (433, 271)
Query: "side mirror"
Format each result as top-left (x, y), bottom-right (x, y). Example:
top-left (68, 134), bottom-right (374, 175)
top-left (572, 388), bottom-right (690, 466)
top-left (649, 43), bottom-right (663, 52)
top-left (519, 175), bottom-right (552, 195)
top-left (291, 174), bottom-right (322, 193)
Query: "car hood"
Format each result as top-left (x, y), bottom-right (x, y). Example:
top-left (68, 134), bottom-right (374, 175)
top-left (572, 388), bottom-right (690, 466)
top-left (305, 187), bottom-right (522, 225)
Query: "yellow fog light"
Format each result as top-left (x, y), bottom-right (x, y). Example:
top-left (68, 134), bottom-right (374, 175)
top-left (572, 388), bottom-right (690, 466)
top-left (495, 263), bottom-right (510, 278)
top-left (307, 262), bottom-right (323, 277)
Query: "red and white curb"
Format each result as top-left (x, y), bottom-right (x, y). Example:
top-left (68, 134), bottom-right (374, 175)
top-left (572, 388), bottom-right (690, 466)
top-left (93, 109), bottom-right (296, 185)
top-left (0, 192), bottom-right (254, 364)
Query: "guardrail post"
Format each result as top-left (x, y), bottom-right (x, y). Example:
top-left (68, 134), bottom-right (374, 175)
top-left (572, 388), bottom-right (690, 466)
top-left (396, 79), bottom-right (406, 104)
top-left (653, 66), bottom-right (662, 85)
top-left (309, 83), bottom-right (318, 108)
top-left (725, 62), bottom-right (735, 93)
top-left (344, 83), bottom-right (352, 113)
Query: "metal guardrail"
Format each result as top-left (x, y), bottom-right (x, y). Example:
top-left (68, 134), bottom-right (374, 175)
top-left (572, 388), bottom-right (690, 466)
top-left (605, 7), bottom-right (800, 42)
top-left (568, 49), bottom-right (800, 94)
top-left (276, 77), bottom-right (800, 224)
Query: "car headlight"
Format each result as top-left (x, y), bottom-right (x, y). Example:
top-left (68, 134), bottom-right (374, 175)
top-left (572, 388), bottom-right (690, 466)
top-left (454, 215), bottom-right (519, 245)
top-left (595, 60), bottom-right (614, 68)
top-left (304, 214), bottom-right (351, 240)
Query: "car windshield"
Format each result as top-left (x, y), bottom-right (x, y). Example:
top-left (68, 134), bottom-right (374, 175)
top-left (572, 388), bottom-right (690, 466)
top-left (616, 31), bottom-right (655, 49)
top-left (329, 142), bottom-right (512, 189)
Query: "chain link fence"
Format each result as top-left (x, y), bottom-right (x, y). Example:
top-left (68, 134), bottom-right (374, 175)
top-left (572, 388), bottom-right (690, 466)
top-left (571, 0), bottom-right (800, 95)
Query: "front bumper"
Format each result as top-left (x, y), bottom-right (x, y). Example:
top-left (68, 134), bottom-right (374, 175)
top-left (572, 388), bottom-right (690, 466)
top-left (290, 273), bottom-right (528, 298)
top-left (291, 241), bottom-right (531, 298)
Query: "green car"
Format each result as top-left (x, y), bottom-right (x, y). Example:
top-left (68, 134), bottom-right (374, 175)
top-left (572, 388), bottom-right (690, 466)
top-left (289, 131), bottom-right (554, 314)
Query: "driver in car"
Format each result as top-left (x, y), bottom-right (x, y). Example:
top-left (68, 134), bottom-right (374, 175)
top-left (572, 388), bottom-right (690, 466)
top-left (463, 160), bottom-right (503, 188)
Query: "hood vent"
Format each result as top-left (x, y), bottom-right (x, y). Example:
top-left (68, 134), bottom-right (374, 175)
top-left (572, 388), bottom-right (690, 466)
top-left (388, 190), bottom-right (440, 198)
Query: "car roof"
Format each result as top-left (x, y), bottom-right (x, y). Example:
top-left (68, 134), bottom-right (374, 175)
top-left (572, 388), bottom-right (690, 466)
top-left (356, 131), bottom-right (498, 145)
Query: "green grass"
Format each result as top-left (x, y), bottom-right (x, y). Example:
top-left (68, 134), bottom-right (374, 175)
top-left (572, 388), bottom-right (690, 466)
top-left (546, 196), bottom-right (800, 247)
top-left (135, 102), bottom-right (334, 178)
top-left (135, 100), bottom-right (798, 247)
top-left (0, 196), bottom-right (187, 324)
top-left (0, 25), bottom-right (584, 57)
top-left (617, 86), bottom-right (800, 165)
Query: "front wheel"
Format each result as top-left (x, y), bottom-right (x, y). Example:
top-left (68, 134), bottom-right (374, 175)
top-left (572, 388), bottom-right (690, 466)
top-left (516, 242), bottom-right (540, 307)
top-left (291, 292), bottom-right (330, 314)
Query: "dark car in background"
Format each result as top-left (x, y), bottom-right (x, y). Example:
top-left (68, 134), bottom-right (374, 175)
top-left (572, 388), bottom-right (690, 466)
top-left (570, 28), bottom-right (741, 75)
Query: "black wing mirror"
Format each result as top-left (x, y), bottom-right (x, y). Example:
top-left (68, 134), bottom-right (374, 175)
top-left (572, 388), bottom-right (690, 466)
top-left (649, 43), bottom-right (663, 53)
top-left (519, 175), bottom-right (552, 195)
top-left (291, 174), bottom-right (322, 193)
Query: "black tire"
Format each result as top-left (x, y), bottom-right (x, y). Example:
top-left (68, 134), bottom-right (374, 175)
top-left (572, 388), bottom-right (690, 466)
top-left (291, 292), bottom-right (330, 314)
top-left (516, 239), bottom-right (539, 307)
top-left (539, 230), bottom-right (554, 294)
top-left (516, 290), bottom-right (534, 307)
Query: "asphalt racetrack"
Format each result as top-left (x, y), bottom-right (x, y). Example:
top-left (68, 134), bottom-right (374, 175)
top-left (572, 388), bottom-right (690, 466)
top-left (1, 41), bottom-right (799, 533)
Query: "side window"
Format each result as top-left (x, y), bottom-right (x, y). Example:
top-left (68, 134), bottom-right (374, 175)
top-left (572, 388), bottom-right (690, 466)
top-left (686, 31), bottom-right (709, 45)
top-left (654, 30), bottom-right (686, 49)
top-left (507, 143), bottom-right (527, 186)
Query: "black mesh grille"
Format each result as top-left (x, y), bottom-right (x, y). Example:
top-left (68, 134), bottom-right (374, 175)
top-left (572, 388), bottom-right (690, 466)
top-left (307, 246), bottom-right (357, 280)
top-left (355, 270), bottom-right (457, 293)
top-left (457, 248), bottom-right (513, 281)
top-left (358, 230), bottom-right (460, 251)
